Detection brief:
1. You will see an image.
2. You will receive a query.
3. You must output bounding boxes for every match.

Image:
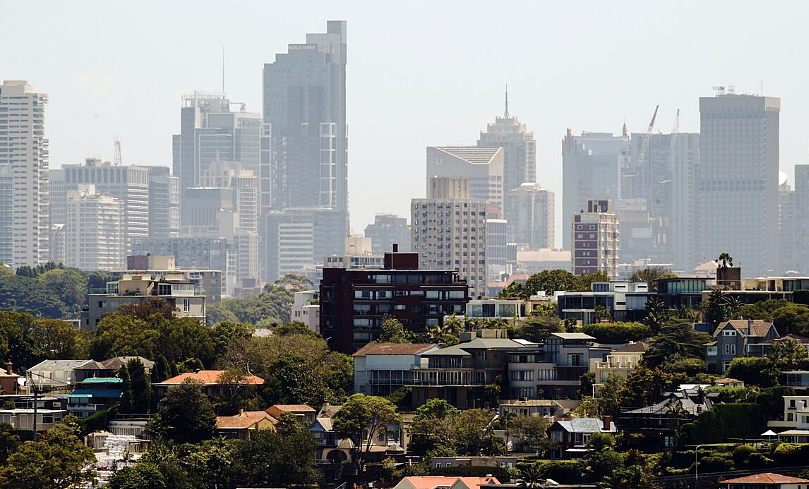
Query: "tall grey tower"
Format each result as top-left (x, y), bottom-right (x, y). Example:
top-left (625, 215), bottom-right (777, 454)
top-left (698, 91), bottom-right (780, 275)
top-left (0, 80), bottom-right (49, 267)
top-left (477, 89), bottom-right (537, 239)
top-left (262, 21), bottom-right (348, 233)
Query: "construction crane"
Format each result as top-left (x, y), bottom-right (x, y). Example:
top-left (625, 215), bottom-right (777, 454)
top-left (113, 137), bottom-right (123, 166)
top-left (667, 109), bottom-right (680, 172)
top-left (636, 105), bottom-right (659, 176)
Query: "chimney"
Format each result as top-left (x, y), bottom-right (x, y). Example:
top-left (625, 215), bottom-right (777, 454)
top-left (392, 243), bottom-right (399, 253)
top-left (747, 319), bottom-right (753, 337)
top-left (5, 361), bottom-right (11, 375)
top-left (603, 415), bottom-right (613, 430)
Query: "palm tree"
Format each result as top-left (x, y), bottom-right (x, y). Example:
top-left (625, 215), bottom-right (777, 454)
top-left (519, 463), bottom-right (544, 489)
top-left (717, 252), bottom-right (733, 269)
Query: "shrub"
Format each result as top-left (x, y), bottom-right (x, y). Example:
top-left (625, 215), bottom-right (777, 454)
top-left (535, 460), bottom-right (586, 484)
top-left (746, 452), bottom-right (774, 469)
top-left (580, 322), bottom-right (651, 344)
top-left (431, 465), bottom-right (511, 482)
top-left (732, 444), bottom-right (756, 468)
top-left (698, 455), bottom-right (734, 473)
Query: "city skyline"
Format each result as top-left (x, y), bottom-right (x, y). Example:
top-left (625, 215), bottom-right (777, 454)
top-left (4, 1), bottom-right (809, 242)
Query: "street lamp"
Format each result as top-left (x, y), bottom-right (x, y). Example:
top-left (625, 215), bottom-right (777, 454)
top-left (695, 444), bottom-right (704, 488)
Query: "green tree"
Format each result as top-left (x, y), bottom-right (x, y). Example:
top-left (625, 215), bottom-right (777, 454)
top-left (119, 363), bottom-right (134, 413)
top-left (702, 288), bottom-right (732, 331)
top-left (376, 317), bottom-right (421, 343)
top-left (499, 269), bottom-right (585, 299)
top-left (514, 314), bottom-right (562, 342)
top-left (107, 463), bottom-right (167, 489)
top-left (127, 358), bottom-right (151, 413)
top-left (0, 418), bottom-right (95, 489)
top-left (451, 409), bottom-right (498, 456)
top-left (409, 399), bottom-right (460, 454)
top-left (772, 304), bottom-right (809, 336)
top-left (333, 394), bottom-right (401, 471)
top-left (717, 252), bottom-right (733, 268)
top-left (642, 319), bottom-right (710, 369)
top-left (726, 357), bottom-right (777, 387)
top-left (630, 267), bottom-right (676, 291)
top-left (0, 422), bottom-right (20, 464)
top-left (147, 379), bottom-right (216, 444)
top-left (643, 297), bottom-right (670, 335)
top-left (581, 322), bottom-right (651, 344)
top-left (506, 415), bottom-right (551, 455)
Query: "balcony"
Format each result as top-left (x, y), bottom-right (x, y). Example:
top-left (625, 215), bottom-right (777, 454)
top-left (412, 368), bottom-right (482, 387)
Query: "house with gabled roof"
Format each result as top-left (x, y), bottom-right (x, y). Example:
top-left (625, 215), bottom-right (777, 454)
top-left (352, 343), bottom-right (439, 395)
top-left (706, 319), bottom-right (779, 373)
top-left (215, 410), bottom-right (277, 439)
top-left (393, 476), bottom-right (501, 489)
top-left (154, 370), bottom-right (264, 399)
top-left (720, 472), bottom-right (809, 489)
top-left (28, 359), bottom-right (106, 388)
top-left (547, 417), bottom-right (617, 458)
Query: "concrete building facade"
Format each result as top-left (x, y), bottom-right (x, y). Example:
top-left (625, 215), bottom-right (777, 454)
top-left (65, 186), bottom-right (125, 271)
top-left (572, 199), bottom-right (620, 279)
top-left (365, 214), bottom-right (411, 255)
top-left (0, 80), bottom-right (49, 267)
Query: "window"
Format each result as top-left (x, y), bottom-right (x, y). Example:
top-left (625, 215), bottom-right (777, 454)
top-left (722, 329), bottom-right (737, 336)
top-left (183, 299), bottom-right (190, 312)
top-left (707, 346), bottom-right (718, 356)
top-left (724, 344), bottom-right (736, 355)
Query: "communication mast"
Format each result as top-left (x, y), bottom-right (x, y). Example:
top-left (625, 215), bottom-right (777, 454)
top-left (113, 137), bottom-right (123, 166)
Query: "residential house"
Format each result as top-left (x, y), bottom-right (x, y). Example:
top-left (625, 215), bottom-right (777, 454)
top-left (507, 333), bottom-right (610, 400)
top-left (414, 330), bottom-right (533, 408)
top-left (768, 395), bottom-right (809, 441)
top-left (153, 370), bottom-right (264, 399)
top-left (215, 410), bottom-right (277, 439)
top-left (393, 476), bottom-right (501, 489)
top-left (266, 404), bottom-right (316, 425)
top-left (591, 341), bottom-right (647, 387)
top-left (0, 361), bottom-right (20, 395)
top-left (352, 343), bottom-right (439, 395)
top-left (498, 399), bottom-right (576, 419)
top-left (66, 378), bottom-right (124, 418)
top-left (555, 281), bottom-right (653, 325)
top-left (706, 320), bottom-right (779, 374)
top-left (713, 377), bottom-right (745, 388)
top-left (0, 395), bottom-right (67, 439)
top-left (784, 371), bottom-right (809, 391)
top-left (99, 357), bottom-right (155, 376)
top-left (719, 473), bottom-right (809, 489)
top-left (618, 386), bottom-right (713, 450)
top-left (27, 359), bottom-right (106, 388)
top-left (546, 417), bottom-right (617, 458)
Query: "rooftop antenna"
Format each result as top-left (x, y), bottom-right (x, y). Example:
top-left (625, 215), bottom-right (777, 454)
top-left (222, 46), bottom-right (225, 93)
top-left (504, 84), bottom-right (509, 117)
top-left (113, 137), bottom-right (123, 166)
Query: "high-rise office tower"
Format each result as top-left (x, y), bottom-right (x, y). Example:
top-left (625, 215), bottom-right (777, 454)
top-left (507, 183), bottom-right (555, 250)
top-left (562, 130), bottom-right (629, 250)
top-left (172, 92), bottom-right (269, 217)
top-left (147, 166), bottom-right (180, 239)
top-left (262, 21), bottom-right (349, 238)
top-left (477, 91), bottom-right (537, 235)
top-left (365, 214), bottom-right (411, 255)
top-left (412, 177), bottom-right (487, 298)
top-left (698, 92), bottom-right (780, 275)
top-left (0, 80), bottom-right (49, 267)
top-left (485, 218), bottom-right (508, 282)
top-left (626, 132), bottom-right (700, 268)
top-left (0, 165), bottom-right (12, 266)
top-left (62, 159), bottom-right (150, 255)
top-left (792, 165), bottom-right (809, 274)
top-left (572, 199), bottom-right (620, 279)
top-left (65, 185), bottom-right (124, 271)
top-left (426, 146), bottom-right (504, 217)
top-left (779, 176), bottom-right (796, 273)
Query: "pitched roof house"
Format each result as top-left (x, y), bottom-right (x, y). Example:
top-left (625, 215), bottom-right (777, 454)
top-left (393, 476), bottom-right (501, 489)
top-left (154, 370), bottom-right (264, 399)
top-left (706, 319), bottom-right (779, 374)
top-left (215, 410), bottom-right (277, 439)
top-left (720, 472), bottom-right (809, 489)
top-left (547, 417), bottom-right (617, 458)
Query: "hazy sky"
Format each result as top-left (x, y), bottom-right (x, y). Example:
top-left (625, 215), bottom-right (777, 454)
top-left (4, 1), bottom-right (809, 244)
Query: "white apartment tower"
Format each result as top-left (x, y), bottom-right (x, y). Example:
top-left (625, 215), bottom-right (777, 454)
top-left (412, 177), bottom-right (487, 298)
top-left (66, 185), bottom-right (124, 271)
top-left (508, 183), bottom-right (555, 250)
top-left (0, 80), bottom-right (49, 267)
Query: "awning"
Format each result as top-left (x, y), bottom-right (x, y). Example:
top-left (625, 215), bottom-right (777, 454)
top-left (761, 430), bottom-right (777, 437)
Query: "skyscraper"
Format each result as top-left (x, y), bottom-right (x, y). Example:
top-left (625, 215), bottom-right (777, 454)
top-left (412, 177), bottom-right (487, 298)
top-left (507, 183), bottom-right (555, 250)
top-left (262, 21), bottom-right (348, 236)
top-left (477, 91), bottom-right (537, 236)
top-left (698, 91), bottom-right (780, 275)
top-left (62, 159), bottom-right (150, 256)
top-left (426, 146), bottom-right (504, 216)
top-left (65, 185), bottom-right (124, 271)
top-left (172, 92), bottom-right (269, 218)
top-left (562, 130), bottom-right (629, 250)
top-left (365, 214), bottom-right (411, 255)
top-left (0, 80), bottom-right (49, 267)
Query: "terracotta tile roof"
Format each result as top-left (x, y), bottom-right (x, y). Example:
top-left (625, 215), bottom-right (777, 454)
top-left (714, 378), bottom-right (743, 383)
top-left (216, 411), bottom-right (277, 429)
top-left (158, 370), bottom-right (264, 386)
top-left (720, 472), bottom-right (809, 484)
top-left (402, 476), bottom-right (500, 489)
top-left (353, 343), bottom-right (437, 357)
top-left (267, 404), bottom-right (316, 413)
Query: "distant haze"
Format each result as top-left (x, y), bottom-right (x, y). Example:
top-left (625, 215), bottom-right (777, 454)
top-left (3, 0), bottom-right (808, 245)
